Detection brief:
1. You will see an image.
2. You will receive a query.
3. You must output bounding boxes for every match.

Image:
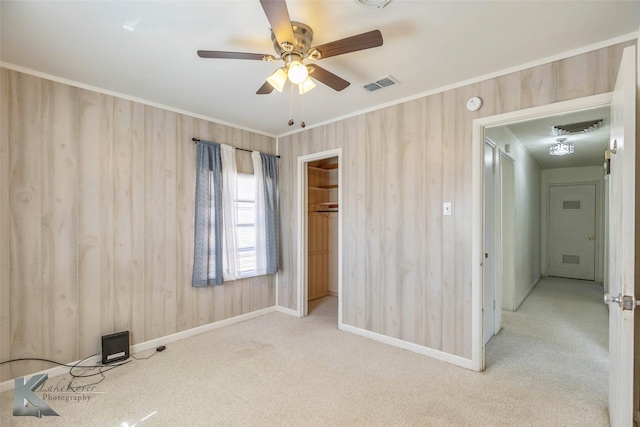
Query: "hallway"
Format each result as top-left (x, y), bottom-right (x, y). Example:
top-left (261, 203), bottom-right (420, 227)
top-left (486, 276), bottom-right (608, 409)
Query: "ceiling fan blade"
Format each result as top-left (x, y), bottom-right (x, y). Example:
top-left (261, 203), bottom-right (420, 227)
top-left (312, 30), bottom-right (383, 59)
top-left (260, 0), bottom-right (295, 48)
top-left (309, 65), bottom-right (350, 91)
top-left (197, 51), bottom-right (269, 60)
top-left (257, 81), bottom-right (275, 95)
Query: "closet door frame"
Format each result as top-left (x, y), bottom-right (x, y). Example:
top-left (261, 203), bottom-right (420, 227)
top-left (296, 148), bottom-right (342, 320)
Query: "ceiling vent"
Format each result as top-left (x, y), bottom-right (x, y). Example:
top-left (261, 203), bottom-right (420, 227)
top-left (552, 119), bottom-right (603, 136)
top-left (364, 75), bottom-right (399, 92)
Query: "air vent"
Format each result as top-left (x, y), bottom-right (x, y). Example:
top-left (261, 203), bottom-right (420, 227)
top-left (364, 75), bottom-right (400, 92)
top-left (562, 255), bottom-right (581, 265)
top-left (562, 200), bottom-right (581, 210)
top-left (552, 119), bottom-right (603, 136)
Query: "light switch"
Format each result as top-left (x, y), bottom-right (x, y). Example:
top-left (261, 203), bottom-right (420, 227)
top-left (443, 202), bottom-right (452, 216)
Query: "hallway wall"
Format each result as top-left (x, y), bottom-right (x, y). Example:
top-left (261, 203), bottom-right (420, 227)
top-left (485, 126), bottom-right (542, 310)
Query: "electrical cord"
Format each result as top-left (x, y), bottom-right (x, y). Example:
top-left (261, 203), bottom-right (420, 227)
top-left (0, 357), bottom-right (97, 367)
top-left (3, 345), bottom-right (164, 369)
top-left (131, 345), bottom-right (166, 360)
top-left (2, 351), bottom-right (139, 383)
top-left (130, 353), bottom-right (155, 360)
top-left (69, 355), bottom-right (132, 379)
top-left (0, 353), bottom-right (129, 391)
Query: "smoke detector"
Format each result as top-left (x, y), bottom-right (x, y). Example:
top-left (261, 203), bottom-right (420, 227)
top-left (354, 0), bottom-right (396, 8)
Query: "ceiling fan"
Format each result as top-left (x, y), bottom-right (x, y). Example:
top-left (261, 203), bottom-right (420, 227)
top-left (197, 0), bottom-right (384, 95)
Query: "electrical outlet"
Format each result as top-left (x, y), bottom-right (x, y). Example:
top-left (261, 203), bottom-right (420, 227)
top-left (443, 202), bottom-right (452, 216)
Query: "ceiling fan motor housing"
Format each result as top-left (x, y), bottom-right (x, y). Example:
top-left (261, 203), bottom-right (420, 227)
top-left (272, 21), bottom-right (314, 58)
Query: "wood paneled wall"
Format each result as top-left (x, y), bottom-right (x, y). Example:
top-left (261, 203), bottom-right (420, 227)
top-left (0, 69), bottom-right (276, 381)
top-left (277, 41), bottom-right (635, 360)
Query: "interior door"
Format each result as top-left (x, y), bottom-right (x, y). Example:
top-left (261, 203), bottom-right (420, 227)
top-left (605, 45), bottom-right (636, 427)
top-left (547, 184), bottom-right (596, 280)
top-left (483, 141), bottom-right (496, 345)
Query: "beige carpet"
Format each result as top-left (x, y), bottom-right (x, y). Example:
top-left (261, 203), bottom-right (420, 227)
top-left (1, 277), bottom-right (609, 426)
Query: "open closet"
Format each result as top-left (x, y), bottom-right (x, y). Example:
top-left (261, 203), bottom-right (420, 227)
top-left (307, 157), bottom-right (339, 302)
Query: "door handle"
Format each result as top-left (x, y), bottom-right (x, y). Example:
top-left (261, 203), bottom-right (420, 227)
top-left (604, 293), bottom-right (640, 310)
top-left (588, 235), bottom-right (594, 240)
top-left (604, 293), bottom-right (622, 307)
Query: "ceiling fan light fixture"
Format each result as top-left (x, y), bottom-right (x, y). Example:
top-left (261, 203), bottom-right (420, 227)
top-left (298, 78), bottom-right (316, 95)
top-left (267, 68), bottom-right (287, 92)
top-left (287, 60), bottom-right (309, 84)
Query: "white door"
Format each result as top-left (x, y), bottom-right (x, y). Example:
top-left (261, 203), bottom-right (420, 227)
top-left (483, 142), bottom-right (496, 345)
top-left (547, 184), bottom-right (596, 280)
top-left (605, 45), bottom-right (636, 427)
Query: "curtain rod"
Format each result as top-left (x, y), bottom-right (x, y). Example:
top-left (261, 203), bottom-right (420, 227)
top-left (191, 138), bottom-right (280, 158)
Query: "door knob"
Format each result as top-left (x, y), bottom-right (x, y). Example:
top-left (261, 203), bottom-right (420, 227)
top-left (604, 293), bottom-right (640, 310)
top-left (604, 293), bottom-right (622, 307)
top-left (588, 235), bottom-right (594, 240)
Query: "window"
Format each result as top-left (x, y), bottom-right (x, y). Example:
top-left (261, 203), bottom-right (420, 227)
top-left (192, 141), bottom-right (278, 288)
top-left (235, 174), bottom-right (257, 278)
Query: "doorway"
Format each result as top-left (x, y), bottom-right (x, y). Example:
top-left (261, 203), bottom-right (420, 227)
top-left (475, 96), bottom-right (614, 423)
top-left (307, 157), bottom-right (339, 310)
top-left (296, 149), bottom-right (342, 322)
top-left (472, 92), bottom-right (612, 371)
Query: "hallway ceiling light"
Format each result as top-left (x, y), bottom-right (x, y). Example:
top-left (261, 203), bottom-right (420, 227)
top-left (549, 138), bottom-right (574, 156)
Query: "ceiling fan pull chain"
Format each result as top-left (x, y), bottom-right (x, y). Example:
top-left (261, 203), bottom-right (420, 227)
top-left (288, 81), bottom-right (294, 126)
top-left (300, 90), bottom-right (306, 128)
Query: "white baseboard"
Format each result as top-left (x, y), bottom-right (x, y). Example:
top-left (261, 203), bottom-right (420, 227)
top-left (514, 275), bottom-right (541, 311)
top-left (338, 323), bottom-right (475, 370)
top-left (276, 305), bottom-right (300, 317)
top-left (0, 306), bottom-right (276, 393)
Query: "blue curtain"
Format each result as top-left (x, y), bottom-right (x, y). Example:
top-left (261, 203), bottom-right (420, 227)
top-left (192, 141), bottom-right (224, 286)
top-left (261, 153), bottom-right (279, 274)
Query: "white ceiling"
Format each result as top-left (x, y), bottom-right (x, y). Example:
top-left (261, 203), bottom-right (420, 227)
top-left (1, 1), bottom-right (639, 137)
top-left (502, 106), bottom-right (611, 169)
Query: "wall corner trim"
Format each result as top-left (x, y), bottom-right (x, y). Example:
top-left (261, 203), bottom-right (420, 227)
top-left (515, 275), bottom-right (542, 311)
top-left (276, 305), bottom-right (300, 317)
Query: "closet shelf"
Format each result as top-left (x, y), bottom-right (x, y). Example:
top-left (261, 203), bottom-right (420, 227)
top-left (309, 185), bottom-right (338, 191)
top-left (308, 163), bottom-right (338, 172)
